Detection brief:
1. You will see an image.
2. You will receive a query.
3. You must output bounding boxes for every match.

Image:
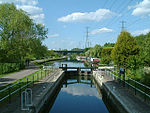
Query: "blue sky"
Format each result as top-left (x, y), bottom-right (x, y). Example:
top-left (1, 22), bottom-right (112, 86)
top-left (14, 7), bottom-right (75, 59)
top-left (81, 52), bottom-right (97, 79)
top-left (0, 0), bottom-right (150, 50)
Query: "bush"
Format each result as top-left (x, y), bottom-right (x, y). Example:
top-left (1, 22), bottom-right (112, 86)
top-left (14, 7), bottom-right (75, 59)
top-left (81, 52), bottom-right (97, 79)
top-left (0, 62), bottom-right (25, 75)
top-left (101, 47), bottom-right (113, 64)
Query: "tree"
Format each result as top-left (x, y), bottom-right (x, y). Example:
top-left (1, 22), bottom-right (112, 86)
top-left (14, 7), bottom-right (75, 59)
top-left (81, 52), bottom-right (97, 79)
top-left (101, 47), bottom-right (113, 64)
top-left (0, 3), bottom-right (34, 62)
top-left (0, 3), bottom-right (48, 62)
top-left (141, 36), bottom-right (150, 66)
top-left (104, 43), bottom-right (115, 47)
top-left (134, 32), bottom-right (150, 67)
top-left (111, 31), bottom-right (139, 69)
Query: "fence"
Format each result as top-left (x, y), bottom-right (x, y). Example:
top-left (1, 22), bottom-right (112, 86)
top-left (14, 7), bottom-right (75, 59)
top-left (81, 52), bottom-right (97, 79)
top-left (104, 69), bottom-right (150, 104)
top-left (0, 69), bottom-right (52, 103)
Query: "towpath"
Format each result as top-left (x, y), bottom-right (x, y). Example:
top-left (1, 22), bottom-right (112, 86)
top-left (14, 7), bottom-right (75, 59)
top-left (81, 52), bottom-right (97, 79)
top-left (0, 61), bottom-right (40, 87)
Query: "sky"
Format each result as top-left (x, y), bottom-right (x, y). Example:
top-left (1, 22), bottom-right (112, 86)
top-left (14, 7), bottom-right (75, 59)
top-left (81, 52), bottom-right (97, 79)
top-left (0, 0), bottom-right (150, 50)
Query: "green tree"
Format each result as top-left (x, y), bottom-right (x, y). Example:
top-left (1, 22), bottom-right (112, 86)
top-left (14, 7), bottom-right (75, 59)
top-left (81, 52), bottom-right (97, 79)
top-left (111, 31), bottom-right (139, 69)
top-left (0, 3), bottom-right (34, 62)
top-left (141, 36), bottom-right (150, 66)
top-left (101, 47), bottom-right (113, 64)
top-left (0, 3), bottom-right (48, 63)
top-left (104, 43), bottom-right (115, 47)
top-left (93, 44), bottom-right (102, 58)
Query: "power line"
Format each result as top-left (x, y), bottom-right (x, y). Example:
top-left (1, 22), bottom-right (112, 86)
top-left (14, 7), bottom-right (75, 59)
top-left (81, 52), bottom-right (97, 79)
top-left (105, 0), bottom-right (133, 28)
top-left (85, 27), bottom-right (89, 48)
top-left (109, 0), bottom-right (117, 10)
top-left (127, 18), bottom-right (142, 29)
top-left (103, 0), bottom-right (109, 8)
top-left (121, 21), bottom-right (126, 31)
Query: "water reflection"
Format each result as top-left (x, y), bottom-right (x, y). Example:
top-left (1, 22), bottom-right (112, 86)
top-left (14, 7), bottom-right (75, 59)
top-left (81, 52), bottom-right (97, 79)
top-left (49, 75), bottom-right (109, 113)
top-left (62, 84), bottom-right (101, 99)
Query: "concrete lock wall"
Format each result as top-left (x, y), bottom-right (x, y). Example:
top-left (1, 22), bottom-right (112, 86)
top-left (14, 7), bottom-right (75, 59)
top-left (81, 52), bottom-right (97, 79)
top-left (93, 71), bottom-right (129, 113)
top-left (29, 71), bottom-right (65, 113)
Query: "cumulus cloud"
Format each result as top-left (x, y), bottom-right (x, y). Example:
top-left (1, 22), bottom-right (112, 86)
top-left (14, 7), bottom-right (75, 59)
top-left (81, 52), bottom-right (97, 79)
top-left (0, 0), bottom-right (38, 5)
top-left (89, 27), bottom-right (114, 35)
top-left (132, 29), bottom-right (150, 36)
top-left (131, 0), bottom-right (150, 17)
top-left (16, 5), bottom-right (42, 15)
top-left (0, 0), bottom-right (13, 3)
top-left (16, 0), bottom-right (38, 5)
top-left (16, 4), bottom-right (45, 24)
top-left (58, 9), bottom-right (118, 22)
top-left (49, 34), bottom-right (59, 38)
top-left (17, 4), bottom-right (44, 24)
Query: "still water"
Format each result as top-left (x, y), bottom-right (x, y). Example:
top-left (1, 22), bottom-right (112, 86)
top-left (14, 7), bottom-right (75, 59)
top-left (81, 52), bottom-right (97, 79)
top-left (46, 61), bottom-right (109, 113)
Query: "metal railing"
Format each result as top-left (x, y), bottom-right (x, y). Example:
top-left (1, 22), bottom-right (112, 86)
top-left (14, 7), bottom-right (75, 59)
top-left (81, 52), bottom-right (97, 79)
top-left (0, 69), bottom-right (53, 103)
top-left (104, 69), bottom-right (150, 104)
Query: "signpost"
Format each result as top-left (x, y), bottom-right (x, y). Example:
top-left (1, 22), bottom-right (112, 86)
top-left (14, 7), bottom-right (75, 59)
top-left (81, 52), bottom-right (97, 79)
top-left (120, 67), bottom-right (125, 87)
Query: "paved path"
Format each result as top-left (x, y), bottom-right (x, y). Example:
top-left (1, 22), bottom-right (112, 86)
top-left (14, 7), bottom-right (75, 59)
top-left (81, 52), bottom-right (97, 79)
top-left (0, 61), bottom-right (40, 87)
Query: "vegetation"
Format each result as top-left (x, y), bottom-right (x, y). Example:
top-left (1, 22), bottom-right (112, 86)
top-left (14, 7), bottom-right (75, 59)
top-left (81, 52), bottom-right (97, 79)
top-left (111, 31), bottom-right (139, 69)
top-left (48, 49), bottom-right (63, 58)
top-left (85, 45), bottom-right (102, 58)
top-left (101, 47), bottom-right (113, 65)
top-left (0, 3), bottom-right (50, 74)
top-left (0, 62), bottom-right (24, 75)
top-left (0, 3), bottom-right (48, 63)
top-left (104, 43), bottom-right (115, 47)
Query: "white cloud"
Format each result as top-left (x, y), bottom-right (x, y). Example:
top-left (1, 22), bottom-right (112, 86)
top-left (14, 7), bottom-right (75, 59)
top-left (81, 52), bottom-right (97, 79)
top-left (0, 0), bottom-right (13, 3)
top-left (16, 5), bottom-right (42, 15)
top-left (132, 29), bottom-right (150, 36)
top-left (0, 0), bottom-right (38, 5)
top-left (16, 0), bottom-right (38, 5)
top-left (58, 9), bottom-right (118, 22)
top-left (49, 34), bottom-right (59, 38)
top-left (89, 27), bottom-right (114, 35)
top-left (131, 0), bottom-right (150, 17)
top-left (16, 3), bottom-right (44, 24)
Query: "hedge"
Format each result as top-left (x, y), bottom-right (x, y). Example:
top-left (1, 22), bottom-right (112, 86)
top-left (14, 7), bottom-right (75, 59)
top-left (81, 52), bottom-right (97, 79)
top-left (0, 62), bottom-right (25, 75)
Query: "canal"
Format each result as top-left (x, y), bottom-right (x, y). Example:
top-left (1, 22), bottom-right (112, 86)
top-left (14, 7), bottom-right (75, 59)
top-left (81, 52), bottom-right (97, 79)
top-left (44, 60), bottom-right (109, 113)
